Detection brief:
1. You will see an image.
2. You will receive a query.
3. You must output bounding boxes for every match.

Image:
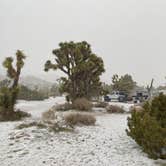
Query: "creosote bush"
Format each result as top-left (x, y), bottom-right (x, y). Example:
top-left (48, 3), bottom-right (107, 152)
top-left (54, 103), bottom-right (73, 112)
top-left (16, 120), bottom-right (73, 133)
top-left (64, 112), bottom-right (96, 126)
top-left (126, 93), bottom-right (166, 159)
top-left (42, 110), bottom-right (56, 121)
top-left (93, 102), bottom-right (108, 108)
top-left (72, 98), bottom-right (92, 111)
top-left (106, 105), bottom-right (125, 113)
top-left (129, 105), bottom-right (144, 113)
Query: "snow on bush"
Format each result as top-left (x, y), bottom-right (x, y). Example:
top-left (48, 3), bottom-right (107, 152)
top-left (93, 102), bottom-right (108, 108)
top-left (72, 98), bottom-right (92, 111)
top-left (64, 112), bottom-right (96, 126)
top-left (106, 105), bottom-right (125, 113)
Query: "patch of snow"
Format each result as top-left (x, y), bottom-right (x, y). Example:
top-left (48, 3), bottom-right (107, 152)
top-left (16, 96), bottom-right (66, 119)
top-left (0, 97), bottom-right (165, 166)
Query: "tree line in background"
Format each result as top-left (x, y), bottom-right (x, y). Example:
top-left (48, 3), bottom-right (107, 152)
top-left (0, 80), bottom-right (60, 101)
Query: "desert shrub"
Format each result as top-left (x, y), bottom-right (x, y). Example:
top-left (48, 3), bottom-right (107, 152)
top-left (93, 102), bottom-right (108, 108)
top-left (129, 105), bottom-right (144, 113)
top-left (126, 93), bottom-right (166, 159)
top-left (54, 103), bottom-right (73, 111)
top-left (16, 121), bottom-right (46, 129)
top-left (0, 109), bottom-right (31, 121)
top-left (64, 112), bottom-right (96, 126)
top-left (106, 105), bottom-right (125, 113)
top-left (72, 98), bottom-right (92, 111)
top-left (16, 119), bottom-right (73, 133)
top-left (0, 87), bottom-right (14, 112)
top-left (42, 110), bottom-right (56, 121)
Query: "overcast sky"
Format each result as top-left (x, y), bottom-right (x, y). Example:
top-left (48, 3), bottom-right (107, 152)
top-left (0, 0), bottom-right (166, 86)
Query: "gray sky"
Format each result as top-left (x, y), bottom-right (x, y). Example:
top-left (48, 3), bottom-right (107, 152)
top-left (0, 0), bottom-right (166, 86)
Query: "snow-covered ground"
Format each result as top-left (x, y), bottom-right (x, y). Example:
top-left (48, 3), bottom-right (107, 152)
top-left (0, 97), bottom-right (165, 166)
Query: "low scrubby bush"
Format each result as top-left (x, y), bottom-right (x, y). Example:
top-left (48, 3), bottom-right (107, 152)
top-left (0, 109), bottom-right (31, 121)
top-left (55, 103), bottom-right (73, 111)
top-left (64, 112), bottom-right (96, 126)
top-left (42, 110), bottom-right (56, 121)
top-left (93, 102), bottom-right (108, 108)
top-left (129, 105), bottom-right (144, 113)
top-left (72, 98), bottom-right (92, 111)
top-left (126, 93), bottom-right (166, 159)
top-left (106, 105), bottom-right (125, 113)
top-left (16, 121), bottom-right (46, 129)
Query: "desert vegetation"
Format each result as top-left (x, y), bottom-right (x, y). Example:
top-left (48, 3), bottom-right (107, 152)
top-left (44, 41), bottom-right (105, 102)
top-left (0, 51), bottom-right (30, 121)
top-left (106, 105), bottom-right (125, 113)
top-left (127, 93), bottom-right (166, 159)
top-left (0, 42), bottom-right (165, 166)
top-left (64, 112), bottom-right (96, 126)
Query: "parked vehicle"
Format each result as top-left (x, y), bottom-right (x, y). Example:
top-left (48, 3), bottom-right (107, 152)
top-left (104, 91), bottom-right (127, 102)
top-left (132, 91), bottom-right (149, 103)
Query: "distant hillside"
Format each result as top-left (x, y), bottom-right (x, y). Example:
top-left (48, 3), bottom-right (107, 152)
top-left (0, 75), bottom-right (55, 90)
top-left (20, 76), bottom-right (54, 90)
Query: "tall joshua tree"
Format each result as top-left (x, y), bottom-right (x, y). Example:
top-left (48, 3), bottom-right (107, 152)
top-left (45, 41), bottom-right (105, 101)
top-left (1, 50), bottom-right (26, 111)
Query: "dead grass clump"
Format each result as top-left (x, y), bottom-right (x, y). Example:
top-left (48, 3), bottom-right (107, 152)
top-left (55, 103), bottom-right (72, 111)
top-left (16, 120), bottom-right (73, 133)
top-left (106, 105), bottom-right (125, 113)
top-left (64, 112), bottom-right (96, 126)
top-left (93, 102), bottom-right (108, 108)
top-left (129, 105), bottom-right (144, 113)
top-left (16, 121), bottom-right (46, 129)
top-left (72, 98), bottom-right (92, 111)
top-left (42, 110), bottom-right (56, 121)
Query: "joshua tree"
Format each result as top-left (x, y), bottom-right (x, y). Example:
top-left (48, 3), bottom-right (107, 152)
top-left (45, 41), bottom-right (105, 101)
top-left (0, 50), bottom-right (26, 112)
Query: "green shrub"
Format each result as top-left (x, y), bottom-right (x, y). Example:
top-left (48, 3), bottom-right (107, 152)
top-left (72, 98), bottom-right (92, 111)
top-left (126, 93), bottom-right (166, 159)
top-left (106, 105), bottom-right (125, 113)
top-left (64, 112), bottom-right (96, 126)
top-left (0, 87), bottom-right (13, 112)
top-left (0, 109), bottom-right (31, 121)
top-left (0, 87), bottom-right (30, 121)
